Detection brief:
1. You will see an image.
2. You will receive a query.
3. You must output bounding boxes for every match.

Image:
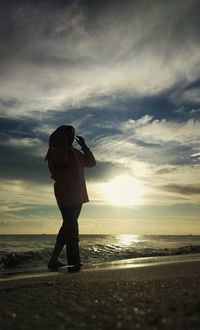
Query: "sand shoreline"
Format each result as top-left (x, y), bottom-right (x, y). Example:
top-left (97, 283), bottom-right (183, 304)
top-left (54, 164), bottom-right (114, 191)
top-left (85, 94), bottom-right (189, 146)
top-left (1, 252), bottom-right (200, 282)
top-left (1, 255), bottom-right (200, 329)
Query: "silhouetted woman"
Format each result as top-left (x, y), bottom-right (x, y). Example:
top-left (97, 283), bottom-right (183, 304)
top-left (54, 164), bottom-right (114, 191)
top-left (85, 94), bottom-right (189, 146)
top-left (45, 125), bottom-right (96, 272)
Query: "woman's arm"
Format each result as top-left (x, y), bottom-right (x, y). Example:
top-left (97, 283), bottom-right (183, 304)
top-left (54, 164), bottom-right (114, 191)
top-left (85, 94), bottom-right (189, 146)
top-left (75, 136), bottom-right (96, 168)
top-left (82, 148), bottom-right (96, 167)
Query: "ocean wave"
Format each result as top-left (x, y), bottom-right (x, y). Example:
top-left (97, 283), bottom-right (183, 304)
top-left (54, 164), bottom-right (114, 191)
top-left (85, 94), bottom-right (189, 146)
top-left (0, 244), bottom-right (200, 270)
top-left (0, 249), bottom-right (51, 268)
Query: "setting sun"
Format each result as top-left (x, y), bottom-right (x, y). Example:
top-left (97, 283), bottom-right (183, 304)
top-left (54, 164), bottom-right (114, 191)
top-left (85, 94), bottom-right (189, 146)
top-left (102, 175), bottom-right (144, 206)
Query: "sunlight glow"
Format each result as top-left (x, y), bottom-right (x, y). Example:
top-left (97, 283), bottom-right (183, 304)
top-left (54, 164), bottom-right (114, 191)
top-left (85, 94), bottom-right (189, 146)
top-left (102, 175), bottom-right (144, 206)
top-left (117, 234), bottom-right (140, 246)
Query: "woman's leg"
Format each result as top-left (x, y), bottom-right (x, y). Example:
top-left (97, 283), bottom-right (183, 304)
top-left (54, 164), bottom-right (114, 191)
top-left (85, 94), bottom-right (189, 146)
top-left (48, 204), bottom-right (82, 268)
top-left (61, 204), bottom-right (82, 266)
top-left (48, 224), bottom-right (67, 265)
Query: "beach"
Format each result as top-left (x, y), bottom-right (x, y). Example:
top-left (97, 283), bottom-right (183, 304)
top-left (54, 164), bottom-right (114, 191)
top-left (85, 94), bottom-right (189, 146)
top-left (1, 254), bottom-right (200, 330)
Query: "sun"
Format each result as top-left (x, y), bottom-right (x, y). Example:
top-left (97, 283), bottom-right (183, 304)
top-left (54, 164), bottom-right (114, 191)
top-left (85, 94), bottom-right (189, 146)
top-left (102, 175), bottom-right (144, 206)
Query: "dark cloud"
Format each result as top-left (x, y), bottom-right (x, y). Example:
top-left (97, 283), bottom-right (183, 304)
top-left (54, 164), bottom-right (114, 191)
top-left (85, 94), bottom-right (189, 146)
top-left (0, 97), bottom-right (21, 109)
top-left (0, 116), bottom-right (39, 139)
top-left (0, 0), bottom-right (199, 123)
top-left (155, 167), bottom-right (177, 175)
top-left (0, 144), bottom-right (49, 184)
top-left (162, 184), bottom-right (200, 196)
top-left (0, 138), bottom-right (128, 184)
top-left (1, 0), bottom-right (200, 69)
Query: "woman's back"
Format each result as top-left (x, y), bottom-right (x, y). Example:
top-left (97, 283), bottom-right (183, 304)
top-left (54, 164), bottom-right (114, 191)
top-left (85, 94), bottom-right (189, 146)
top-left (47, 145), bottom-right (95, 208)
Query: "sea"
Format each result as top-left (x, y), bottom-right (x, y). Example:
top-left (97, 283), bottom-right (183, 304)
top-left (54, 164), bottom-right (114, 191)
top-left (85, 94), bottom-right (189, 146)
top-left (0, 234), bottom-right (200, 278)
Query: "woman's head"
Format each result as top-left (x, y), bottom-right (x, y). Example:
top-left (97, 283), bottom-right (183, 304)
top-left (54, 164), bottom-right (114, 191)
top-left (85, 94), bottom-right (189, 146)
top-left (49, 125), bottom-right (75, 147)
top-left (66, 126), bottom-right (76, 146)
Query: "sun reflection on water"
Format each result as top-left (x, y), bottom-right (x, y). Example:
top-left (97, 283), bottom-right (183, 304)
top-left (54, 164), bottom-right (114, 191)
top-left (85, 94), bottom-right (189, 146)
top-left (117, 234), bottom-right (140, 246)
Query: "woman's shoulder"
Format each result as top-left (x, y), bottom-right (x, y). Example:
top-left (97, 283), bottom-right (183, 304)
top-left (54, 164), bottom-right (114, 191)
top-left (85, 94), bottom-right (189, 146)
top-left (47, 146), bottom-right (69, 164)
top-left (73, 148), bottom-right (84, 157)
top-left (49, 145), bottom-right (68, 152)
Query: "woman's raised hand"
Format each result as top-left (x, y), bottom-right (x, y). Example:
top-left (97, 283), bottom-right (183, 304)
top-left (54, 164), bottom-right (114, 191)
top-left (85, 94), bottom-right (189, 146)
top-left (75, 136), bottom-right (86, 148)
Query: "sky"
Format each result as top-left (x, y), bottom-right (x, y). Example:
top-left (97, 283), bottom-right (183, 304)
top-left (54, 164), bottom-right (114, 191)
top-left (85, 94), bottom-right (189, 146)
top-left (0, 0), bottom-right (200, 235)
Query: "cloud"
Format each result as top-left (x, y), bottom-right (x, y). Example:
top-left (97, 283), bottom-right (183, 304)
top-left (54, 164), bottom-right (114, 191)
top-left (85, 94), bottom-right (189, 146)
top-left (0, 179), bottom-right (55, 213)
top-left (1, 110), bottom-right (199, 194)
top-left (162, 184), bottom-right (200, 196)
top-left (93, 115), bottom-right (200, 169)
top-left (85, 160), bottom-right (130, 182)
top-left (0, 0), bottom-right (200, 118)
top-left (0, 114), bottom-right (129, 185)
top-left (0, 133), bottom-right (129, 185)
top-left (134, 118), bottom-right (200, 146)
top-left (179, 87), bottom-right (200, 104)
top-left (155, 164), bottom-right (200, 185)
top-left (191, 151), bottom-right (200, 158)
top-left (155, 167), bottom-right (177, 175)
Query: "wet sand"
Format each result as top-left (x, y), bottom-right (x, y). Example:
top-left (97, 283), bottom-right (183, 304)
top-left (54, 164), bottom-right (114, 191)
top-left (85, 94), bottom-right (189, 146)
top-left (1, 254), bottom-right (200, 330)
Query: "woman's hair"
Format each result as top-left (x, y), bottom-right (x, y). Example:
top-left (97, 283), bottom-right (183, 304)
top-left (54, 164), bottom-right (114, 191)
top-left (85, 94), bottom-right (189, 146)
top-left (49, 125), bottom-right (75, 147)
top-left (44, 125), bottom-right (75, 161)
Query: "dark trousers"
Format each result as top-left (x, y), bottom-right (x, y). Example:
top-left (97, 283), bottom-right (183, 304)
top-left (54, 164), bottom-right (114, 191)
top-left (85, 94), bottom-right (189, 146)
top-left (56, 204), bottom-right (82, 265)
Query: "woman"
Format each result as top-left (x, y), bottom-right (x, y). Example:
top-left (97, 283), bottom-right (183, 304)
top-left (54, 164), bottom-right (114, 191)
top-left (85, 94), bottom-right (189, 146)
top-left (45, 125), bottom-right (96, 272)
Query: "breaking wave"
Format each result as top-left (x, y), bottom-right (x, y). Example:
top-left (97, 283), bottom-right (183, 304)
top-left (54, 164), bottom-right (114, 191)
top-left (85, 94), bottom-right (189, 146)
top-left (1, 244), bottom-right (200, 270)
